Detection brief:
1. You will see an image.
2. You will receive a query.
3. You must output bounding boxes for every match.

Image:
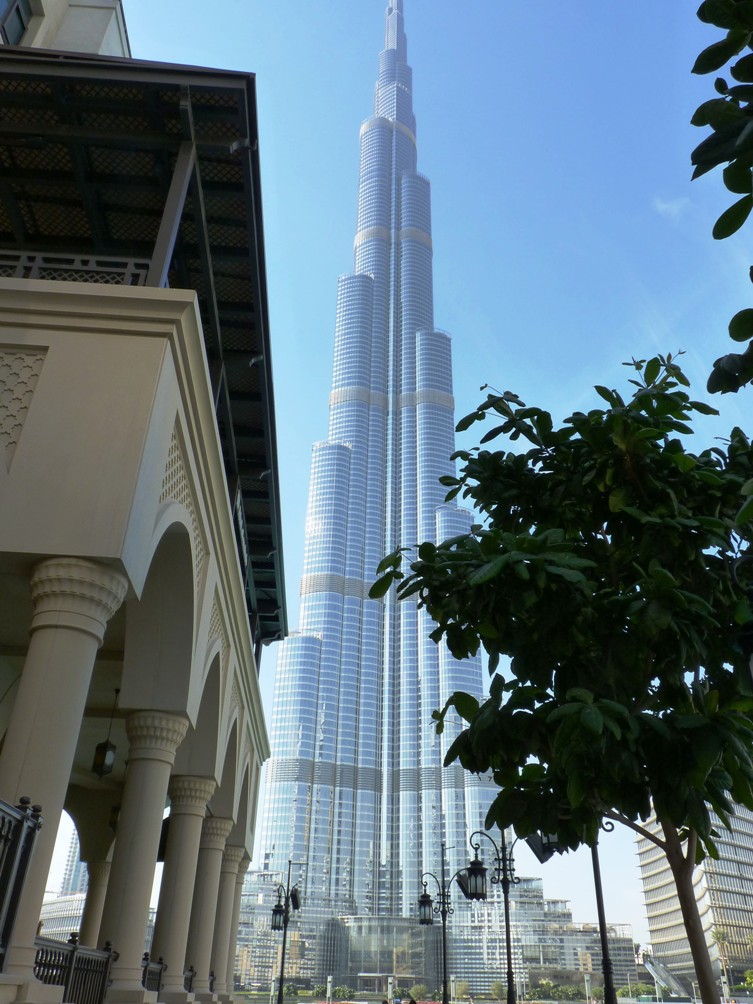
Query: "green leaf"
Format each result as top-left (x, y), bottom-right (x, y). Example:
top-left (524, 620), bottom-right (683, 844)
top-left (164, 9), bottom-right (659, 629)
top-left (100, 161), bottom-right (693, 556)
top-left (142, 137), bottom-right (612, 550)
top-left (736, 494), bottom-right (753, 525)
top-left (692, 97), bottom-right (745, 129)
top-left (741, 477), bottom-right (753, 495)
top-left (732, 52), bottom-right (753, 82)
top-left (580, 706), bottom-right (604, 735)
top-left (693, 30), bottom-right (751, 75)
top-left (698, 0), bottom-right (753, 29)
top-left (469, 555), bottom-right (509, 586)
top-left (566, 687), bottom-right (594, 704)
top-left (594, 385), bottom-right (617, 406)
top-left (671, 453), bottom-right (697, 473)
top-left (456, 410), bottom-right (482, 432)
top-left (369, 572), bottom-right (396, 599)
top-left (451, 691), bottom-right (480, 723)
top-left (713, 194), bottom-right (753, 238)
top-left (723, 159), bottom-right (753, 195)
top-left (547, 703), bottom-right (582, 723)
top-left (376, 550), bottom-right (403, 574)
top-left (689, 399), bottom-right (719, 415)
top-left (609, 487), bottom-right (630, 513)
top-left (644, 357), bottom-right (661, 385)
top-left (729, 308), bottom-right (753, 341)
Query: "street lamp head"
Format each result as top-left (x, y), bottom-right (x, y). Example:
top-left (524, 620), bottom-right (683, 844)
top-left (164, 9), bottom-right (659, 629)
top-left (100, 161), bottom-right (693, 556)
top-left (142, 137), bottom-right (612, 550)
top-left (271, 895), bottom-right (285, 931)
top-left (290, 887), bottom-right (301, 911)
top-left (466, 855), bottom-right (487, 900)
top-left (418, 887), bottom-right (434, 925)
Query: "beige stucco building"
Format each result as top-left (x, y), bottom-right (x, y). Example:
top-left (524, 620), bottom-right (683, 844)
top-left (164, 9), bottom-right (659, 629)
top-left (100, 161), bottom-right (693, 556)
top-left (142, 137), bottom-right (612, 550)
top-left (0, 3), bottom-right (286, 1004)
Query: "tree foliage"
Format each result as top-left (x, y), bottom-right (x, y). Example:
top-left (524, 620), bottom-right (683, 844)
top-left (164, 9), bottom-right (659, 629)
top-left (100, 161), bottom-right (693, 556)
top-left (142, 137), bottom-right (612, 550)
top-left (617, 984), bottom-right (656, 998)
top-left (371, 355), bottom-right (753, 1002)
top-left (691, 0), bottom-right (753, 392)
top-left (373, 355), bottom-right (753, 851)
top-left (332, 987), bottom-right (355, 1001)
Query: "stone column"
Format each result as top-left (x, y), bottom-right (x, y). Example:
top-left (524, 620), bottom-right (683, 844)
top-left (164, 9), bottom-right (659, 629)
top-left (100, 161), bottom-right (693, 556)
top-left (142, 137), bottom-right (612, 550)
top-left (79, 860), bottom-right (111, 948)
top-left (184, 817), bottom-right (234, 1000)
top-left (225, 857), bottom-right (249, 995)
top-left (0, 557), bottom-right (127, 982)
top-left (151, 775), bottom-right (216, 1003)
top-left (100, 711), bottom-right (188, 1001)
top-left (209, 846), bottom-right (245, 1000)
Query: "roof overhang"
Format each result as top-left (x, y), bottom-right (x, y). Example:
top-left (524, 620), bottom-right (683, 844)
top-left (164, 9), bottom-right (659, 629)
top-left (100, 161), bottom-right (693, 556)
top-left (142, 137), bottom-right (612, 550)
top-left (0, 47), bottom-right (287, 647)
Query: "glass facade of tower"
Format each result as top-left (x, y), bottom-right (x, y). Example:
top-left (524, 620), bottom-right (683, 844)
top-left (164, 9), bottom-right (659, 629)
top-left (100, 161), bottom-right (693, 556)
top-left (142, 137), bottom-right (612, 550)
top-left (638, 807), bottom-right (753, 988)
top-left (258, 0), bottom-right (490, 976)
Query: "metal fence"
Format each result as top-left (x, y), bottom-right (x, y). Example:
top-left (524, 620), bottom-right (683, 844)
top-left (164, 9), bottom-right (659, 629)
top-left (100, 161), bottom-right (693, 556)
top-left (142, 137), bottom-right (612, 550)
top-left (34, 934), bottom-right (116, 1004)
top-left (141, 952), bottom-right (167, 992)
top-left (0, 796), bottom-right (43, 971)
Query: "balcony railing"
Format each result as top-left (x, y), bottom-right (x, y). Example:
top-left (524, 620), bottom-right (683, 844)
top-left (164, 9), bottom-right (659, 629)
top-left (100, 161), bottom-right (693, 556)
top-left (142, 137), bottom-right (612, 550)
top-left (0, 796), bottom-right (43, 971)
top-left (141, 952), bottom-right (166, 992)
top-left (34, 934), bottom-right (116, 1004)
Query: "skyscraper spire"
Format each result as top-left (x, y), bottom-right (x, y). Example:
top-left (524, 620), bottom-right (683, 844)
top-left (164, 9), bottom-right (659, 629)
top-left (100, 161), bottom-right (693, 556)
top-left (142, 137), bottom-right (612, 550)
top-left (258, 0), bottom-right (490, 982)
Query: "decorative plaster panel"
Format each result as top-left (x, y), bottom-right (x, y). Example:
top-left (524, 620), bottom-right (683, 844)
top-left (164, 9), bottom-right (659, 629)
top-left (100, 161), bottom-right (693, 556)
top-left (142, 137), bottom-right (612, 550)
top-left (160, 426), bottom-right (207, 588)
top-left (0, 347), bottom-right (46, 471)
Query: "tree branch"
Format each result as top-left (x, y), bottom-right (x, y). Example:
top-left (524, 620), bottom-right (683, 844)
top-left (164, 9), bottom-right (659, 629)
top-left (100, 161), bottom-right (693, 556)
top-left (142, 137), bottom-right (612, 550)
top-left (605, 809), bottom-right (667, 851)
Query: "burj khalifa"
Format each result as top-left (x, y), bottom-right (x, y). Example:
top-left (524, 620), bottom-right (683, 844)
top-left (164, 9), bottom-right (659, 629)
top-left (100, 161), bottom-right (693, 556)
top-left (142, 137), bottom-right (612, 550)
top-left (258, 0), bottom-right (490, 977)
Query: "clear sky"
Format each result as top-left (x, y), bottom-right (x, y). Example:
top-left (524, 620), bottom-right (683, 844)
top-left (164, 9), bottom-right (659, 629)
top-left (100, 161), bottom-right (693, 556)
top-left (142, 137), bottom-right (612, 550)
top-left (115, 0), bottom-right (753, 950)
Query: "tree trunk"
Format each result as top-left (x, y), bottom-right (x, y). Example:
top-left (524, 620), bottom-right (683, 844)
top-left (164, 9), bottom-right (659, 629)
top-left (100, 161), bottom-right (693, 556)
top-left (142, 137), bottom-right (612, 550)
top-left (662, 821), bottom-right (719, 1004)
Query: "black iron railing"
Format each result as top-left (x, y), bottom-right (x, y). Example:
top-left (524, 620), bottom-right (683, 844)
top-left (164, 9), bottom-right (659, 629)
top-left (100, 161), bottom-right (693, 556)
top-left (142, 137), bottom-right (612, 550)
top-left (0, 796), bottom-right (43, 972)
top-left (34, 934), bottom-right (116, 1004)
top-left (141, 952), bottom-right (166, 992)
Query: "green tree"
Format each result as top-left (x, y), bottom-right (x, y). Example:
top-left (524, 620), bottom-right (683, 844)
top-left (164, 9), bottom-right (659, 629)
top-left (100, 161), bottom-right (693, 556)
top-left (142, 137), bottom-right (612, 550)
top-left (409, 986), bottom-right (429, 1001)
top-left (489, 983), bottom-right (506, 1001)
top-left (617, 985), bottom-right (656, 998)
top-left (312, 989), bottom-right (327, 1000)
top-left (371, 356), bottom-right (753, 1004)
top-left (332, 988), bottom-right (354, 1001)
top-left (455, 982), bottom-right (470, 999)
top-left (690, 1), bottom-right (753, 393)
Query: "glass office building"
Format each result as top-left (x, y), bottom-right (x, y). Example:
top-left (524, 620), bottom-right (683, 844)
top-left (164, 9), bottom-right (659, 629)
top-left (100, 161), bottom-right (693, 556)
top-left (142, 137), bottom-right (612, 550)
top-left (638, 807), bottom-right (753, 988)
top-left (258, 0), bottom-right (491, 983)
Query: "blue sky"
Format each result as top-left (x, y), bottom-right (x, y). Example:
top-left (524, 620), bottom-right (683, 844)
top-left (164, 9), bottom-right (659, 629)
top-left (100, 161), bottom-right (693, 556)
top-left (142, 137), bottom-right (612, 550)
top-left (117, 0), bottom-right (753, 948)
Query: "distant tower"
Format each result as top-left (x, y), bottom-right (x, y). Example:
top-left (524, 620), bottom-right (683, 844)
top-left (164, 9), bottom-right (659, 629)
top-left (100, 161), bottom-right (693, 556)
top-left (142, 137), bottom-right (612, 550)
top-left (637, 807), bottom-right (753, 985)
top-left (60, 831), bottom-right (87, 897)
top-left (258, 0), bottom-right (490, 977)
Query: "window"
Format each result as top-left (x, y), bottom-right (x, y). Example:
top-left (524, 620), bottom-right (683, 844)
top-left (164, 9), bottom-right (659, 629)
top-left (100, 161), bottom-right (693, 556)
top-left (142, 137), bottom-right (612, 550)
top-left (1, 0), bottom-right (32, 45)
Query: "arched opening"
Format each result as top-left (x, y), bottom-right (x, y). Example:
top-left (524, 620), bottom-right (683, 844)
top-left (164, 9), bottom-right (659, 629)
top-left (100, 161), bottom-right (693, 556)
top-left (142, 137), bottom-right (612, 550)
top-left (120, 522), bottom-right (195, 713)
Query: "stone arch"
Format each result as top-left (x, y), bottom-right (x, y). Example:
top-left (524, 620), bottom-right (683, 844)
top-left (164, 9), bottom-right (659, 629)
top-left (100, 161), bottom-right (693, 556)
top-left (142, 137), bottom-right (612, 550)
top-left (172, 652), bottom-right (221, 778)
top-left (210, 718), bottom-right (238, 821)
top-left (227, 759), bottom-right (252, 852)
top-left (119, 521), bottom-right (195, 713)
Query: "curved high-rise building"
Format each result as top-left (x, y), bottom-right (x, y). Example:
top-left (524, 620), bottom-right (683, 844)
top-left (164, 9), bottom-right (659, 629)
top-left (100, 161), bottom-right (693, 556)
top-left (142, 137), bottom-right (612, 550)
top-left (258, 0), bottom-right (490, 982)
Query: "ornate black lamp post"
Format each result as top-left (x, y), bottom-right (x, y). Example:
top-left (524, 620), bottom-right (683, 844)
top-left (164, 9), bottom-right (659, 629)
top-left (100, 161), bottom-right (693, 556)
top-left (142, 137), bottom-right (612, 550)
top-left (271, 860), bottom-right (301, 1004)
top-left (526, 829), bottom-right (617, 1004)
top-left (590, 826), bottom-right (617, 1004)
top-left (465, 830), bottom-right (520, 1004)
top-left (418, 841), bottom-right (473, 1004)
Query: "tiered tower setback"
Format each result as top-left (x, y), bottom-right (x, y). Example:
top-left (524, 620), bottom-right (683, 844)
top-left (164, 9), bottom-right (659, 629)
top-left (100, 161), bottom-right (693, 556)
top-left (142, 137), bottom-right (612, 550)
top-left (259, 0), bottom-right (489, 949)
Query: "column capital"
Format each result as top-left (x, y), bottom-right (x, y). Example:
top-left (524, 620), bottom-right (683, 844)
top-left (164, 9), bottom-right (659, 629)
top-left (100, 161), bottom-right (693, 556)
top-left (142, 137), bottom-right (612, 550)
top-left (236, 855), bottom-right (250, 885)
top-left (199, 816), bottom-right (233, 851)
top-left (30, 557), bottom-right (128, 644)
top-left (126, 711), bottom-right (188, 764)
top-left (221, 844), bottom-right (245, 874)
top-left (168, 775), bottom-right (217, 815)
top-left (86, 860), bottom-right (111, 885)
